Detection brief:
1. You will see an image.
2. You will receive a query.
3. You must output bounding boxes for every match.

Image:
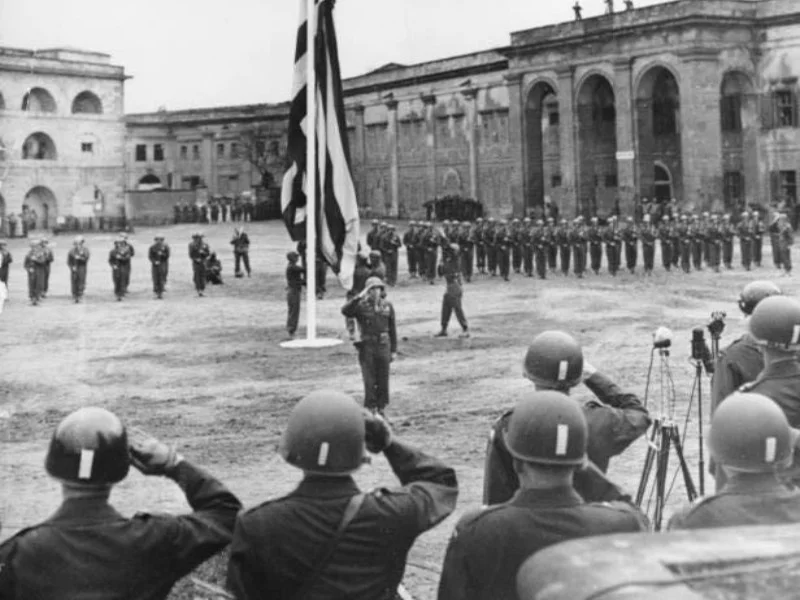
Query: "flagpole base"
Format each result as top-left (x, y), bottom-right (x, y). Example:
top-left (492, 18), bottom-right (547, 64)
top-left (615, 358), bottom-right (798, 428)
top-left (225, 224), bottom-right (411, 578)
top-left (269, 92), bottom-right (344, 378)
top-left (280, 337), bottom-right (343, 349)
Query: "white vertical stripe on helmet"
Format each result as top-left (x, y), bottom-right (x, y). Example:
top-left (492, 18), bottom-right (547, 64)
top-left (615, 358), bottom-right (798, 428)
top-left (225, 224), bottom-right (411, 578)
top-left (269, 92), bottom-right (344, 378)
top-left (765, 437), bottom-right (777, 463)
top-left (792, 325), bottom-right (800, 345)
top-left (78, 449), bottom-right (95, 479)
top-left (555, 424), bottom-right (569, 456)
top-left (318, 442), bottom-right (330, 466)
top-left (557, 360), bottom-right (568, 381)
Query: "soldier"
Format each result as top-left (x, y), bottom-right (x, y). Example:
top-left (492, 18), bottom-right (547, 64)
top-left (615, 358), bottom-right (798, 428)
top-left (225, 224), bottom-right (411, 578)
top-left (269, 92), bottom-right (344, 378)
top-left (205, 252), bottom-right (223, 285)
top-left (545, 217), bottom-right (558, 272)
top-left (669, 393), bottom-right (800, 530)
top-left (711, 280), bottom-right (782, 491)
top-left (344, 252), bottom-right (370, 340)
top-left (381, 224), bottom-right (402, 286)
top-left (690, 214), bottom-right (705, 271)
top-left (678, 214), bottom-right (692, 274)
top-left (707, 215), bottom-right (722, 273)
top-left (640, 214), bottom-right (657, 276)
top-left (188, 232), bottom-right (211, 297)
top-left (439, 391), bottom-right (648, 600)
top-left (148, 235), bottom-right (170, 300)
top-left (424, 223), bottom-right (440, 284)
top-left (227, 391), bottom-right (457, 600)
top-left (0, 407), bottom-right (241, 599)
top-left (0, 240), bottom-right (12, 290)
top-left (483, 331), bottom-right (651, 505)
top-left (435, 243), bottom-right (470, 338)
top-left (669, 214), bottom-right (681, 269)
top-left (622, 217), bottom-right (638, 274)
top-left (604, 217), bottom-right (620, 276)
top-left (230, 226), bottom-right (251, 278)
top-left (118, 233), bottom-right (135, 295)
top-left (108, 239), bottom-right (132, 301)
top-left (485, 217), bottom-right (498, 276)
top-left (588, 217), bottom-right (603, 274)
top-left (571, 216), bottom-right (587, 278)
top-left (511, 218), bottom-right (523, 274)
top-left (40, 238), bottom-right (54, 298)
top-left (67, 236), bottom-right (90, 303)
top-left (402, 221), bottom-right (418, 278)
top-left (285, 251), bottom-right (305, 339)
top-left (366, 219), bottom-right (380, 251)
top-left (769, 211), bottom-right (783, 270)
top-left (556, 219), bottom-right (571, 276)
top-left (533, 220), bottom-right (547, 279)
top-left (24, 239), bottom-right (46, 305)
top-left (341, 277), bottom-right (397, 413)
top-left (8, 212), bottom-right (17, 238)
top-left (315, 252), bottom-right (328, 299)
top-left (459, 221), bottom-right (475, 282)
top-left (753, 210), bottom-right (765, 267)
top-left (777, 212), bottom-right (794, 275)
top-left (521, 218), bottom-right (534, 277)
top-left (721, 214), bottom-right (735, 269)
top-left (474, 217), bottom-right (487, 274)
top-left (495, 220), bottom-right (512, 282)
top-left (658, 215), bottom-right (673, 272)
top-left (368, 249), bottom-right (387, 283)
top-left (738, 211), bottom-right (753, 271)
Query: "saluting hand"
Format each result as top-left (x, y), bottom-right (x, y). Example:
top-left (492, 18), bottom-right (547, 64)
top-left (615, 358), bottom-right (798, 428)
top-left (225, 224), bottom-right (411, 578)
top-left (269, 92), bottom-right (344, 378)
top-left (128, 427), bottom-right (183, 476)
top-left (363, 410), bottom-right (393, 453)
top-left (582, 360), bottom-right (598, 382)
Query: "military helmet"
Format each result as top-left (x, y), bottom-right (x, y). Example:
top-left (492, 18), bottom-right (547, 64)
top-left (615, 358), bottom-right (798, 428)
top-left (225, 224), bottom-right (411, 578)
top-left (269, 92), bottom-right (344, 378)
top-left (513, 218), bottom-right (521, 224)
top-left (523, 217), bottom-right (531, 223)
top-left (504, 391), bottom-right (587, 466)
top-left (286, 251), bottom-right (299, 261)
top-left (73, 236), bottom-right (84, 245)
top-left (280, 390), bottom-right (365, 474)
top-left (709, 392), bottom-right (798, 473)
top-left (739, 281), bottom-right (782, 316)
top-left (536, 220), bottom-right (544, 226)
top-left (523, 331), bottom-right (584, 390)
top-left (449, 243), bottom-right (460, 253)
top-left (591, 217), bottom-right (598, 223)
top-left (45, 407), bottom-right (130, 485)
top-left (487, 217), bottom-right (495, 223)
top-left (749, 296), bottom-right (800, 350)
top-left (371, 219), bottom-right (379, 225)
top-left (364, 276), bottom-right (385, 291)
top-left (476, 217), bottom-right (484, 223)
top-left (408, 220), bottom-right (416, 226)
top-left (461, 221), bottom-right (470, 226)
top-left (742, 211), bottom-right (750, 218)
top-left (643, 215), bottom-right (651, 222)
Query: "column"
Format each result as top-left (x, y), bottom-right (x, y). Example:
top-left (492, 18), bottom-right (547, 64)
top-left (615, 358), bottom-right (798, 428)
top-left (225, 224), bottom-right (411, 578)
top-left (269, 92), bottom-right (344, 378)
top-left (504, 72), bottom-right (525, 217)
top-left (385, 97), bottom-right (399, 217)
top-left (422, 92), bottom-right (437, 210)
top-left (201, 130), bottom-right (216, 194)
top-left (613, 58), bottom-right (636, 215)
top-left (352, 104), bottom-right (367, 210)
top-left (557, 66), bottom-right (577, 217)
top-left (462, 87), bottom-right (479, 201)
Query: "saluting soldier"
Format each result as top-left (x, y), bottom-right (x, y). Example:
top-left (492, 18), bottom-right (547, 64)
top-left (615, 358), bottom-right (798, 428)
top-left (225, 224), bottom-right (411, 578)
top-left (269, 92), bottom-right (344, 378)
top-left (521, 218), bottom-right (534, 277)
top-left (571, 216), bottom-right (587, 278)
top-left (510, 218), bottom-right (523, 274)
top-left (402, 221), bottom-right (418, 278)
top-left (622, 216), bottom-right (639, 274)
top-left (108, 239), bottom-right (133, 301)
top-left (604, 216), bottom-right (621, 276)
top-left (459, 221), bottom-right (475, 282)
top-left (474, 217), bottom-right (487, 274)
top-left (640, 214), bottom-right (657, 276)
top-left (721, 214), bottom-right (736, 269)
top-left (0, 240), bottom-right (13, 290)
top-left (678, 214), bottom-right (692, 274)
top-left (24, 239), bottom-right (47, 305)
top-left (188, 232), bottom-right (211, 297)
top-left (690, 214), bottom-right (705, 271)
top-left (67, 236), bottom-right (90, 303)
top-left (435, 243), bottom-right (470, 338)
top-left (148, 235), bottom-right (170, 300)
top-left (545, 217), bottom-right (558, 272)
top-left (556, 219), bottom-right (571, 276)
top-left (738, 211), bottom-right (753, 271)
top-left (588, 217), bottom-right (603, 274)
top-left (753, 210), bottom-right (765, 267)
top-left (495, 221), bottom-right (512, 282)
top-left (659, 215), bottom-right (673, 272)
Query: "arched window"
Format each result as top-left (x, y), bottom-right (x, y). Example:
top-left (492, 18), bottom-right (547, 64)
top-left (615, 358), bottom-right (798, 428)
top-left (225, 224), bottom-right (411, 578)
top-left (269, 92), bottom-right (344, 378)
top-left (72, 91), bottom-right (103, 114)
top-left (652, 71), bottom-right (679, 136)
top-left (22, 132), bottom-right (57, 160)
top-left (22, 88), bottom-right (57, 113)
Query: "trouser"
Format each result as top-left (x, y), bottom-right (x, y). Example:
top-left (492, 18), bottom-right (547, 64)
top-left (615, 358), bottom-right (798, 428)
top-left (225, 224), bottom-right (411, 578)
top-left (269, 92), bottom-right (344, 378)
top-left (754, 237), bottom-right (763, 266)
top-left (487, 245), bottom-right (497, 274)
top-left (43, 263), bottom-right (51, 294)
top-left (625, 243), bottom-right (637, 272)
top-left (235, 252), bottom-right (251, 275)
top-left (559, 246), bottom-right (571, 274)
top-left (28, 266), bottom-right (45, 302)
top-left (661, 242), bottom-right (672, 270)
top-left (606, 244), bottom-right (618, 275)
top-left (152, 263), bottom-right (167, 295)
top-left (358, 340), bottom-right (392, 410)
top-left (722, 241), bottom-right (733, 267)
top-left (193, 262), bottom-right (207, 292)
top-left (426, 250), bottom-right (438, 281)
top-left (287, 287), bottom-right (301, 334)
top-left (386, 253), bottom-right (398, 286)
top-left (476, 244), bottom-right (486, 272)
top-left (523, 246), bottom-right (533, 276)
top-left (740, 240), bottom-right (752, 270)
top-left (692, 241), bottom-right (703, 270)
top-left (441, 291), bottom-right (468, 332)
top-left (573, 245), bottom-right (586, 277)
top-left (497, 248), bottom-right (510, 280)
top-left (782, 246), bottom-right (792, 273)
top-left (703, 240), bottom-right (710, 265)
top-left (460, 248), bottom-right (474, 282)
top-left (112, 266), bottom-right (125, 298)
top-left (671, 241), bottom-right (680, 267)
top-left (407, 248), bottom-right (417, 276)
top-left (120, 263), bottom-right (131, 294)
top-left (535, 248), bottom-right (547, 279)
top-left (771, 234), bottom-right (782, 267)
top-left (512, 245), bottom-right (522, 273)
top-left (316, 261), bottom-right (328, 295)
top-left (709, 243), bottom-right (721, 271)
top-left (547, 246), bottom-right (557, 271)
top-left (643, 245), bottom-right (655, 271)
top-left (590, 243), bottom-right (602, 273)
top-left (71, 264), bottom-right (87, 299)
top-left (680, 242), bottom-right (691, 273)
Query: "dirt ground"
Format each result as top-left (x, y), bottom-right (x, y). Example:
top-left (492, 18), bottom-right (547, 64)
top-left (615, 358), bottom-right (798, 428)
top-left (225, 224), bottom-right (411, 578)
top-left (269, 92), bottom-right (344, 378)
top-left (0, 220), bottom-right (796, 599)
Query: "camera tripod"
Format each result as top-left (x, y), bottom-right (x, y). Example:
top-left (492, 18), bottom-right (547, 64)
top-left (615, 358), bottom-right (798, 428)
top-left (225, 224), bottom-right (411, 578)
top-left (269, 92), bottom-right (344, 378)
top-left (636, 345), bottom-right (698, 531)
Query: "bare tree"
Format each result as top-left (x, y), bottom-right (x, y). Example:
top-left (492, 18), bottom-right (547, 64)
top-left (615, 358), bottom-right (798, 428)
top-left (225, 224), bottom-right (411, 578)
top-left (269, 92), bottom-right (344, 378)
top-left (238, 125), bottom-right (287, 190)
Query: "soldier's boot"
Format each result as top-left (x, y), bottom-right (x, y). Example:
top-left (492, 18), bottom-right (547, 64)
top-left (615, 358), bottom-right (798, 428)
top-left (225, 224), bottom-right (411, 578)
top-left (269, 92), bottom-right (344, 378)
top-left (459, 328), bottom-right (470, 338)
top-left (435, 330), bottom-right (448, 337)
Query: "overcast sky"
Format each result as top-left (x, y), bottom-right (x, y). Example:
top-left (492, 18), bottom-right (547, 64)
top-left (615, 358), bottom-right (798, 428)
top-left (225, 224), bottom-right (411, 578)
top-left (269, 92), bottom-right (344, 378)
top-left (0, 0), bottom-right (671, 114)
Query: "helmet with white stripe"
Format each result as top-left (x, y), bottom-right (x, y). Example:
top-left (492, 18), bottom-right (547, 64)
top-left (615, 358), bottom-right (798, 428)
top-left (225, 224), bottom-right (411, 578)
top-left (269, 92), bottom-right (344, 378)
top-left (523, 331), bottom-right (584, 391)
top-left (749, 296), bottom-right (800, 351)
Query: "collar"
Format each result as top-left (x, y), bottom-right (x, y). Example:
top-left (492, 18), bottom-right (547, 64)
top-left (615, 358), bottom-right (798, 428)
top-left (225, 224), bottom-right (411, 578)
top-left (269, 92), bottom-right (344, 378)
top-left (47, 498), bottom-right (126, 525)
top-left (721, 475), bottom-right (796, 496)
top-left (763, 358), bottom-right (800, 377)
top-left (510, 485), bottom-right (584, 509)
top-left (291, 475), bottom-right (361, 499)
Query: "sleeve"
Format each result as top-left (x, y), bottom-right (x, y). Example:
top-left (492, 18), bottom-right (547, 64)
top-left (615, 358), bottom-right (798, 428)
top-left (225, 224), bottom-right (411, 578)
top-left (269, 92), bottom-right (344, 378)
top-left (341, 296), bottom-right (362, 318)
top-left (148, 247), bottom-right (156, 262)
top-left (584, 372), bottom-right (651, 454)
top-left (437, 525), bottom-right (476, 600)
top-left (67, 252), bottom-right (74, 267)
top-left (161, 460), bottom-right (243, 577)
top-left (389, 304), bottom-right (397, 353)
top-left (482, 417), bottom-right (518, 505)
top-left (108, 251), bottom-right (115, 266)
top-left (226, 516), bottom-right (267, 600)
top-left (711, 352), bottom-right (738, 416)
top-left (380, 440), bottom-right (458, 534)
top-left (573, 461), bottom-right (632, 503)
top-left (0, 536), bottom-right (19, 598)
top-left (24, 255), bottom-right (31, 270)
top-left (129, 245), bottom-right (135, 257)
top-left (165, 246), bottom-right (171, 259)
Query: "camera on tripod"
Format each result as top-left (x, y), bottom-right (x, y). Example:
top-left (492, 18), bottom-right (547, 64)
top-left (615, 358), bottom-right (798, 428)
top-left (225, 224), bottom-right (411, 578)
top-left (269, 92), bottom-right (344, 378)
top-left (691, 328), bottom-right (715, 374)
top-left (652, 326), bottom-right (673, 349)
top-left (707, 311), bottom-right (726, 339)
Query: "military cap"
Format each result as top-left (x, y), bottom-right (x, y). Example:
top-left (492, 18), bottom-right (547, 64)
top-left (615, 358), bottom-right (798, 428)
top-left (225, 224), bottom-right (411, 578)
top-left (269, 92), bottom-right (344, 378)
top-left (371, 219), bottom-right (379, 225)
top-left (73, 236), bottom-right (84, 244)
top-left (443, 220), bottom-right (451, 225)
top-left (513, 218), bottom-right (520, 223)
top-left (627, 216), bottom-right (634, 222)
top-left (723, 214), bottom-right (731, 220)
top-left (591, 216), bottom-right (598, 222)
top-left (680, 215), bottom-right (687, 220)
top-left (741, 211), bottom-right (750, 218)
top-left (388, 224), bottom-right (396, 229)
top-left (154, 235), bottom-right (165, 241)
top-left (702, 212), bottom-right (710, 217)
top-left (461, 221), bottom-right (470, 226)
top-left (536, 219), bottom-right (544, 226)
top-left (523, 217), bottom-right (531, 223)
top-left (560, 219), bottom-right (567, 224)
top-left (546, 217), bottom-right (554, 222)
top-left (487, 217), bottom-right (495, 222)
top-left (643, 214), bottom-right (651, 222)
top-left (577, 216), bottom-right (584, 221)
top-left (476, 217), bottom-right (484, 223)
top-left (379, 221), bottom-right (387, 227)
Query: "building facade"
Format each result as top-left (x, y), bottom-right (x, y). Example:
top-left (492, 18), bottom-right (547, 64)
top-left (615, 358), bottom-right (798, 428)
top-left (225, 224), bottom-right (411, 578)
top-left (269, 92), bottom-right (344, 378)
top-left (0, 47), bottom-right (127, 230)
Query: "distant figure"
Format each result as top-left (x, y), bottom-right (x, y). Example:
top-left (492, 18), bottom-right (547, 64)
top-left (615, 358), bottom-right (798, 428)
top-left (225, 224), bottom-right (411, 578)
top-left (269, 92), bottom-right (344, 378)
top-left (573, 0), bottom-right (582, 20)
top-left (230, 227), bottom-right (251, 278)
top-left (624, 0), bottom-right (634, 9)
top-left (205, 252), bottom-right (224, 285)
top-left (605, 0), bottom-right (614, 14)
top-left (67, 236), bottom-right (90, 303)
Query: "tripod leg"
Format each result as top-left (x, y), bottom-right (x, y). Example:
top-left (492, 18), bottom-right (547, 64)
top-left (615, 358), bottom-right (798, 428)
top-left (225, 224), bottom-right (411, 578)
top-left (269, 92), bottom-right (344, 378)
top-left (670, 424), bottom-right (698, 501)
top-left (635, 421), bottom-right (660, 506)
top-left (653, 426), bottom-right (671, 532)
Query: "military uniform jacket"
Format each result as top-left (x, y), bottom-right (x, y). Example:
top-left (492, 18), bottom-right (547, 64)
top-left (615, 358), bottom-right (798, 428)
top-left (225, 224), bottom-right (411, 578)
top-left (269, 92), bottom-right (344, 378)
top-left (438, 486), bottom-right (647, 600)
top-left (640, 227), bottom-right (657, 247)
top-left (286, 263), bottom-right (305, 290)
top-left (108, 247), bottom-right (132, 266)
top-left (668, 478), bottom-right (800, 530)
top-left (230, 232), bottom-right (250, 253)
top-left (43, 248), bottom-right (54, 264)
top-left (459, 229), bottom-right (475, 249)
top-left (0, 249), bottom-right (12, 278)
top-left (711, 334), bottom-right (764, 414)
top-left (622, 227), bottom-right (639, 244)
top-left (24, 249), bottom-right (46, 269)
top-left (441, 257), bottom-right (463, 295)
top-left (189, 241), bottom-right (211, 263)
top-left (402, 230), bottom-right (416, 249)
top-left (341, 296), bottom-right (397, 352)
top-left (780, 223), bottom-right (794, 247)
top-left (149, 243), bottom-right (171, 264)
top-left (349, 263), bottom-right (369, 294)
top-left (226, 441), bottom-right (458, 600)
top-left (555, 228), bottom-right (570, 248)
top-left (366, 229), bottom-right (379, 250)
top-left (0, 461), bottom-right (241, 600)
top-left (67, 247), bottom-right (91, 266)
top-left (381, 232), bottom-right (402, 255)
top-left (738, 221), bottom-right (753, 240)
top-left (484, 373), bottom-right (651, 506)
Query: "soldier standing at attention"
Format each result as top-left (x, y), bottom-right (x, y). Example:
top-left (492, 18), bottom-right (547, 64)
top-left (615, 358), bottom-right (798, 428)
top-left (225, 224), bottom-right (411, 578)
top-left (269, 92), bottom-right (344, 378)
top-left (604, 216), bottom-right (620, 276)
top-left (108, 239), bottom-right (132, 301)
top-left (118, 234), bottom-right (135, 296)
top-left (738, 211), bottom-right (753, 271)
top-left (753, 210), bottom-right (765, 267)
top-left (545, 217), bottom-right (558, 272)
top-left (721, 214), bottom-right (735, 269)
top-left (474, 217), bottom-right (487, 274)
top-left (556, 219), bottom-right (571, 276)
top-left (366, 219), bottom-right (380, 251)
top-left (0, 240), bottom-right (12, 291)
top-left (24, 239), bottom-right (46, 306)
top-left (708, 215), bottom-right (723, 273)
top-left (640, 214), bottom-right (657, 276)
top-left (571, 216), bottom-right (588, 278)
top-left (424, 223), bottom-right (440, 284)
top-left (769, 211), bottom-right (783, 270)
top-left (533, 220), bottom-right (548, 280)
top-left (148, 235), bottom-right (170, 300)
top-left (382, 224), bottom-right (402, 286)
top-left (495, 220), bottom-right (512, 282)
top-left (510, 218), bottom-right (523, 274)
top-left (690, 214), bottom-right (704, 271)
top-left (678, 214), bottom-right (692, 274)
top-left (485, 218), bottom-right (498, 276)
top-left (368, 249), bottom-right (387, 282)
top-left (622, 216), bottom-right (639, 274)
top-left (459, 221), bottom-right (475, 282)
top-left (341, 277), bottom-right (397, 414)
top-left (67, 236), bottom-right (90, 303)
top-left (659, 215), bottom-right (673, 272)
top-left (435, 243), bottom-right (470, 338)
top-left (40, 238), bottom-right (54, 298)
top-left (670, 213), bottom-right (682, 269)
top-left (588, 217), bottom-right (603, 275)
top-left (188, 232), bottom-right (211, 297)
top-left (777, 213), bottom-right (794, 275)
top-left (286, 251), bottom-right (305, 339)
top-left (230, 227), bottom-right (251, 278)
top-left (402, 221), bottom-right (418, 278)
top-left (522, 218), bottom-right (534, 278)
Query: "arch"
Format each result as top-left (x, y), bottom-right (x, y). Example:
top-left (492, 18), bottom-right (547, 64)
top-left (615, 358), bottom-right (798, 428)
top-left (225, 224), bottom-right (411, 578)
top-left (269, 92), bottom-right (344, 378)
top-left (634, 61), bottom-right (681, 100)
top-left (720, 70), bottom-right (754, 96)
top-left (71, 90), bottom-right (103, 114)
top-left (576, 74), bottom-right (617, 217)
top-left (137, 173), bottom-right (163, 191)
top-left (22, 132), bottom-right (57, 160)
top-left (23, 186), bottom-right (58, 229)
top-left (653, 162), bottom-right (673, 202)
top-left (21, 87), bottom-right (57, 113)
top-left (524, 80), bottom-right (561, 213)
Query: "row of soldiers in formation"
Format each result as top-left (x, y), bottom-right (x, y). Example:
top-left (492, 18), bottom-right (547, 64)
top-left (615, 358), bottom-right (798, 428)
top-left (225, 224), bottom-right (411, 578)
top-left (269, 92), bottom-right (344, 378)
top-left (0, 229), bottom-right (252, 305)
top-left (172, 197), bottom-right (255, 225)
top-left (365, 210), bottom-right (795, 283)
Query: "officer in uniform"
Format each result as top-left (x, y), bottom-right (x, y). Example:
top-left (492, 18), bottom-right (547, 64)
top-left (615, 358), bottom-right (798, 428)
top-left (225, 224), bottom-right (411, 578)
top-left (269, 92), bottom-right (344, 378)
top-left (670, 393), bottom-right (800, 530)
top-left (622, 216), bottom-right (639, 274)
top-left (108, 239), bottom-right (132, 301)
top-left (509, 218), bottom-right (522, 274)
top-left (571, 216), bottom-right (587, 278)
top-left (424, 223), bottom-right (440, 283)
top-left (769, 211), bottom-right (783, 270)
top-left (674, 214), bottom-right (689, 273)
top-left (588, 217), bottom-right (603, 275)
top-left (24, 239), bottom-right (46, 306)
top-left (738, 211), bottom-right (753, 271)
top-left (230, 226), bottom-right (251, 278)
top-left (556, 219), bottom-right (571, 276)
top-left (474, 217), bottom-right (487, 274)
top-left (658, 215), bottom-right (673, 272)
top-left (341, 277), bottom-right (398, 413)
top-left (670, 214), bottom-right (682, 269)
top-left (67, 236), bottom-right (90, 303)
top-left (495, 221), bottom-right (512, 281)
top-left (368, 249), bottom-right (387, 282)
top-left (640, 215), bottom-right (656, 276)
top-left (484, 331), bottom-right (651, 505)
top-left (227, 391), bottom-right (458, 600)
top-left (40, 238), bottom-right (54, 298)
top-left (753, 210), bottom-right (765, 267)
top-left (690, 214), bottom-right (704, 271)
top-left (484, 218), bottom-right (498, 276)
top-left (285, 251), bottom-right (305, 339)
top-left (148, 235), bottom-right (170, 300)
top-left (459, 221), bottom-right (475, 282)
top-left (439, 391), bottom-right (648, 600)
top-left (545, 217), bottom-right (558, 272)
top-left (721, 214), bottom-right (735, 269)
top-left (0, 240), bottom-right (12, 290)
top-left (188, 232), bottom-right (211, 297)
top-left (403, 221), bottom-right (418, 278)
top-left (0, 407), bottom-right (241, 599)
top-left (435, 244), bottom-right (470, 338)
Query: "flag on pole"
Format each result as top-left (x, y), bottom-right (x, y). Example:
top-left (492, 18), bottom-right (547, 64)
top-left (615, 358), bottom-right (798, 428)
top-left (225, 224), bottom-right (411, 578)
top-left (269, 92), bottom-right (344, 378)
top-left (281, 0), bottom-right (359, 290)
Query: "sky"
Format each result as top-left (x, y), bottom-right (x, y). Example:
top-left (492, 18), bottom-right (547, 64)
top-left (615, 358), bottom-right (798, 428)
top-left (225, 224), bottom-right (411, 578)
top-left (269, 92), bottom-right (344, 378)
top-left (0, 0), bottom-right (672, 114)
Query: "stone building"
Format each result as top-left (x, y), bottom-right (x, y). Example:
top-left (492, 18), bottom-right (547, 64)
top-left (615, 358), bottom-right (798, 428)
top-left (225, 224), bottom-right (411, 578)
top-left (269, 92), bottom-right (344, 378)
top-left (0, 47), bottom-right (127, 230)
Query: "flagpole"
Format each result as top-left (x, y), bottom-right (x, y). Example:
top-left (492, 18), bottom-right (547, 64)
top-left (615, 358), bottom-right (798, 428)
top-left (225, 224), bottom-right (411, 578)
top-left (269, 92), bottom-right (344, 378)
top-left (305, 0), bottom-right (318, 341)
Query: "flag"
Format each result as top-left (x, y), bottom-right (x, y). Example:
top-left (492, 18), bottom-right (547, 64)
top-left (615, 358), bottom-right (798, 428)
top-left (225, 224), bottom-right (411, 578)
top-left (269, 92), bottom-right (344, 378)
top-left (281, 0), bottom-right (359, 290)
